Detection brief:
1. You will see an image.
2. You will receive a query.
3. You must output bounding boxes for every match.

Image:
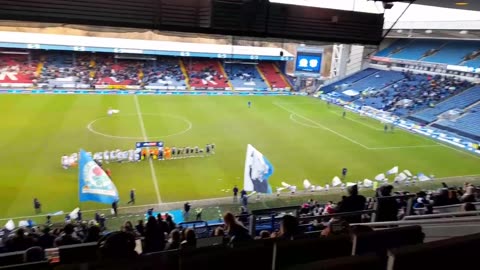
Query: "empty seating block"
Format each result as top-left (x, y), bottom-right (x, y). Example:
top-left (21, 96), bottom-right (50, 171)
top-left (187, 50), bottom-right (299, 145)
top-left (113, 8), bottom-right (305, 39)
top-left (257, 62), bottom-right (290, 90)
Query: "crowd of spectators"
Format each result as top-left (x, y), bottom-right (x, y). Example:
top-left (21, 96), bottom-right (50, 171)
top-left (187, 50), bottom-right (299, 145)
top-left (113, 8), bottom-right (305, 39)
top-left (361, 71), bottom-right (474, 114)
top-left (0, 181), bottom-right (478, 264)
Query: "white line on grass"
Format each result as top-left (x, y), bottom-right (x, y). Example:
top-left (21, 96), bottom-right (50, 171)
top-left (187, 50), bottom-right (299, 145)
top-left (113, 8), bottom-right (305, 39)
top-left (134, 95), bottom-right (163, 205)
top-left (274, 102), bottom-right (371, 149)
top-left (369, 145), bottom-right (441, 150)
top-left (328, 110), bottom-right (383, 131)
top-left (289, 114), bottom-right (320, 129)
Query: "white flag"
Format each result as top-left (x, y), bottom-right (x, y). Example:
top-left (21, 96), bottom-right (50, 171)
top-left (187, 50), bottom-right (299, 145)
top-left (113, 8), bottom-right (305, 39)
top-left (418, 173), bottom-right (431, 182)
top-left (346, 182), bottom-right (356, 187)
top-left (394, 173), bottom-right (407, 182)
top-left (363, 179), bottom-right (373, 188)
top-left (303, 179), bottom-right (312, 189)
top-left (332, 176), bottom-right (342, 187)
top-left (5, 219), bottom-right (14, 231)
top-left (386, 166), bottom-right (399, 175)
top-left (403, 170), bottom-right (413, 177)
top-left (281, 182), bottom-right (291, 188)
top-left (375, 173), bottom-right (386, 181)
top-left (69, 207), bottom-right (80, 220)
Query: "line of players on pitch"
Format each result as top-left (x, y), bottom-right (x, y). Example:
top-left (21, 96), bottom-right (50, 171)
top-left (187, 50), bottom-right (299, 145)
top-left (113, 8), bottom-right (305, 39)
top-left (61, 144), bottom-right (216, 169)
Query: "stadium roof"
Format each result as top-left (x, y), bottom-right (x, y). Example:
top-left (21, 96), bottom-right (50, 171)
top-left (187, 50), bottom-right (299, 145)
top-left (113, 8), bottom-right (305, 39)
top-left (272, 0), bottom-right (480, 31)
top-left (0, 31), bottom-right (294, 61)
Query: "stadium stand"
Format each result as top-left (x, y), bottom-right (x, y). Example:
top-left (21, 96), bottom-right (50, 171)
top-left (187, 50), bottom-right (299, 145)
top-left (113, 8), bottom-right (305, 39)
top-left (375, 39), bottom-right (480, 66)
top-left (433, 103), bottom-right (480, 140)
top-left (223, 62), bottom-right (269, 91)
top-left (0, 53), bottom-right (36, 85)
top-left (184, 59), bottom-right (230, 90)
top-left (0, 50), bottom-right (294, 91)
top-left (257, 62), bottom-right (291, 90)
top-left (0, 181), bottom-right (477, 269)
top-left (410, 85), bottom-right (480, 123)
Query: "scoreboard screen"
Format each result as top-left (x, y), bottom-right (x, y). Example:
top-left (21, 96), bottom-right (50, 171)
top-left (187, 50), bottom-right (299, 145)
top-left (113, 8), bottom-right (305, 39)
top-left (295, 53), bottom-right (322, 73)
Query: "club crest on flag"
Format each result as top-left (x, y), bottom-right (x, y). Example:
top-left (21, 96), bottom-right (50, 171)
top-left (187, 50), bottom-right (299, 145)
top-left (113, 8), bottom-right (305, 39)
top-left (79, 149), bottom-right (119, 204)
top-left (244, 144), bottom-right (273, 194)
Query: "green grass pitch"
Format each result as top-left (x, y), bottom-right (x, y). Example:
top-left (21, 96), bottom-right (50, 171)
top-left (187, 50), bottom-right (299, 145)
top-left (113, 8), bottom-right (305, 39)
top-left (0, 94), bottom-right (479, 219)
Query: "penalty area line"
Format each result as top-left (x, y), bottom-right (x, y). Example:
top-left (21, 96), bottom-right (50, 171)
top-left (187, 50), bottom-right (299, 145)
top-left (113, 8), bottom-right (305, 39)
top-left (274, 102), bottom-right (371, 150)
top-left (134, 95), bottom-right (163, 205)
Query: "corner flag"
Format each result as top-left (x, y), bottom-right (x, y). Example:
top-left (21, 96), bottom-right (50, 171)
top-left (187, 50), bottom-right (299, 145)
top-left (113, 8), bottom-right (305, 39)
top-left (79, 149), bottom-right (119, 204)
top-left (244, 144), bottom-right (273, 194)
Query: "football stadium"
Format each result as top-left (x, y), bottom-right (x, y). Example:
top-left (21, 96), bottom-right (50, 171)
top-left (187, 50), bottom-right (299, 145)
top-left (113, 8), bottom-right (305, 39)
top-left (1, 0), bottom-right (480, 269)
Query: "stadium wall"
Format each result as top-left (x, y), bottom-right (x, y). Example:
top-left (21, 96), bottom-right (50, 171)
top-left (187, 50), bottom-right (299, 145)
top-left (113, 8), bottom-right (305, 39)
top-left (345, 45), bottom-right (365, 76)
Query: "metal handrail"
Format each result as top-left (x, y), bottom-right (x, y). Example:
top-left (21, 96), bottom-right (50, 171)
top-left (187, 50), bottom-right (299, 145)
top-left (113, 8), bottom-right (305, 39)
top-left (352, 216), bottom-right (480, 227)
top-left (404, 210), bottom-right (480, 220)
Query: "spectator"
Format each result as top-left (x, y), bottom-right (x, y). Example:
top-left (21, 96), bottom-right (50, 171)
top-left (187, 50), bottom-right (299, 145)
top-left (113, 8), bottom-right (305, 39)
top-left (165, 229), bottom-right (181, 250)
top-left (321, 219), bottom-right (351, 238)
top-left (180, 228), bottom-right (197, 249)
top-left (337, 185), bottom-right (366, 223)
top-left (6, 228), bottom-right (35, 252)
top-left (274, 215), bottom-right (298, 240)
top-left (184, 202), bottom-right (191, 220)
top-left (461, 184), bottom-right (476, 203)
top-left (38, 227), bottom-right (55, 249)
top-left (375, 185), bottom-right (399, 222)
top-left (135, 220), bottom-right (145, 236)
top-left (448, 190), bottom-right (460, 205)
top-left (24, 246), bottom-right (45, 263)
top-left (223, 212), bottom-right (252, 244)
top-left (122, 221), bottom-right (137, 236)
top-left (257, 230), bottom-right (271, 239)
top-left (165, 214), bottom-right (176, 234)
top-left (214, 227), bottom-right (225, 237)
top-left (84, 224), bottom-right (101, 243)
top-left (144, 216), bottom-right (165, 253)
top-left (462, 202), bottom-right (477, 212)
top-left (98, 231), bottom-right (138, 260)
top-left (156, 214), bottom-right (168, 236)
top-left (54, 224), bottom-right (81, 247)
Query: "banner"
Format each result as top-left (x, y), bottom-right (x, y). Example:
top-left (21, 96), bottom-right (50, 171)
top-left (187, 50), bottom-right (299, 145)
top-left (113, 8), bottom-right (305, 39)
top-left (79, 149), bottom-right (119, 204)
top-left (244, 144), bottom-right (273, 194)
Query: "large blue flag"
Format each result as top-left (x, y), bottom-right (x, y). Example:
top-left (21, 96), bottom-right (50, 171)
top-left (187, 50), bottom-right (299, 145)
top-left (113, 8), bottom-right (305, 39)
top-left (78, 149), bottom-right (119, 204)
top-left (243, 144), bottom-right (273, 194)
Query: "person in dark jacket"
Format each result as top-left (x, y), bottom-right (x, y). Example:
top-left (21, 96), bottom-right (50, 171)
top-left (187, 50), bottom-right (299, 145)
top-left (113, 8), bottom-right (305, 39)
top-left (54, 224), bottom-right (81, 247)
top-left (165, 229), bottom-right (181, 250)
top-left (144, 216), bottom-right (165, 253)
top-left (38, 227), bottom-right (55, 249)
top-left (223, 212), bottom-right (252, 244)
top-left (337, 185), bottom-right (366, 223)
top-left (375, 185), bottom-right (399, 222)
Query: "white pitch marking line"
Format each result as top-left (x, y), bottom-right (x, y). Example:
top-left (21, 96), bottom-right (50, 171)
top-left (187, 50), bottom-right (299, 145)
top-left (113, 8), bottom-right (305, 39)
top-left (329, 110), bottom-right (383, 131)
top-left (86, 113), bottom-right (193, 140)
top-left (369, 145), bottom-right (441, 150)
top-left (274, 102), bottom-right (371, 149)
top-left (134, 95), bottom-right (163, 205)
top-left (289, 114), bottom-right (320, 129)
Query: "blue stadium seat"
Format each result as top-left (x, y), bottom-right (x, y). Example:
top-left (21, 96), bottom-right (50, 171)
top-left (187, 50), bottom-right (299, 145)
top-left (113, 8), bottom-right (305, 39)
top-left (389, 40), bottom-right (444, 61)
top-left (413, 86), bottom-right (480, 123)
top-left (423, 41), bottom-right (480, 65)
top-left (224, 63), bottom-right (269, 91)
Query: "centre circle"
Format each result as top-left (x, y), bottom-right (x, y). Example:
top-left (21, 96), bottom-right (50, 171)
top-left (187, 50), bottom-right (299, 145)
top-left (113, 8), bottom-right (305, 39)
top-left (87, 113), bottom-right (193, 140)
